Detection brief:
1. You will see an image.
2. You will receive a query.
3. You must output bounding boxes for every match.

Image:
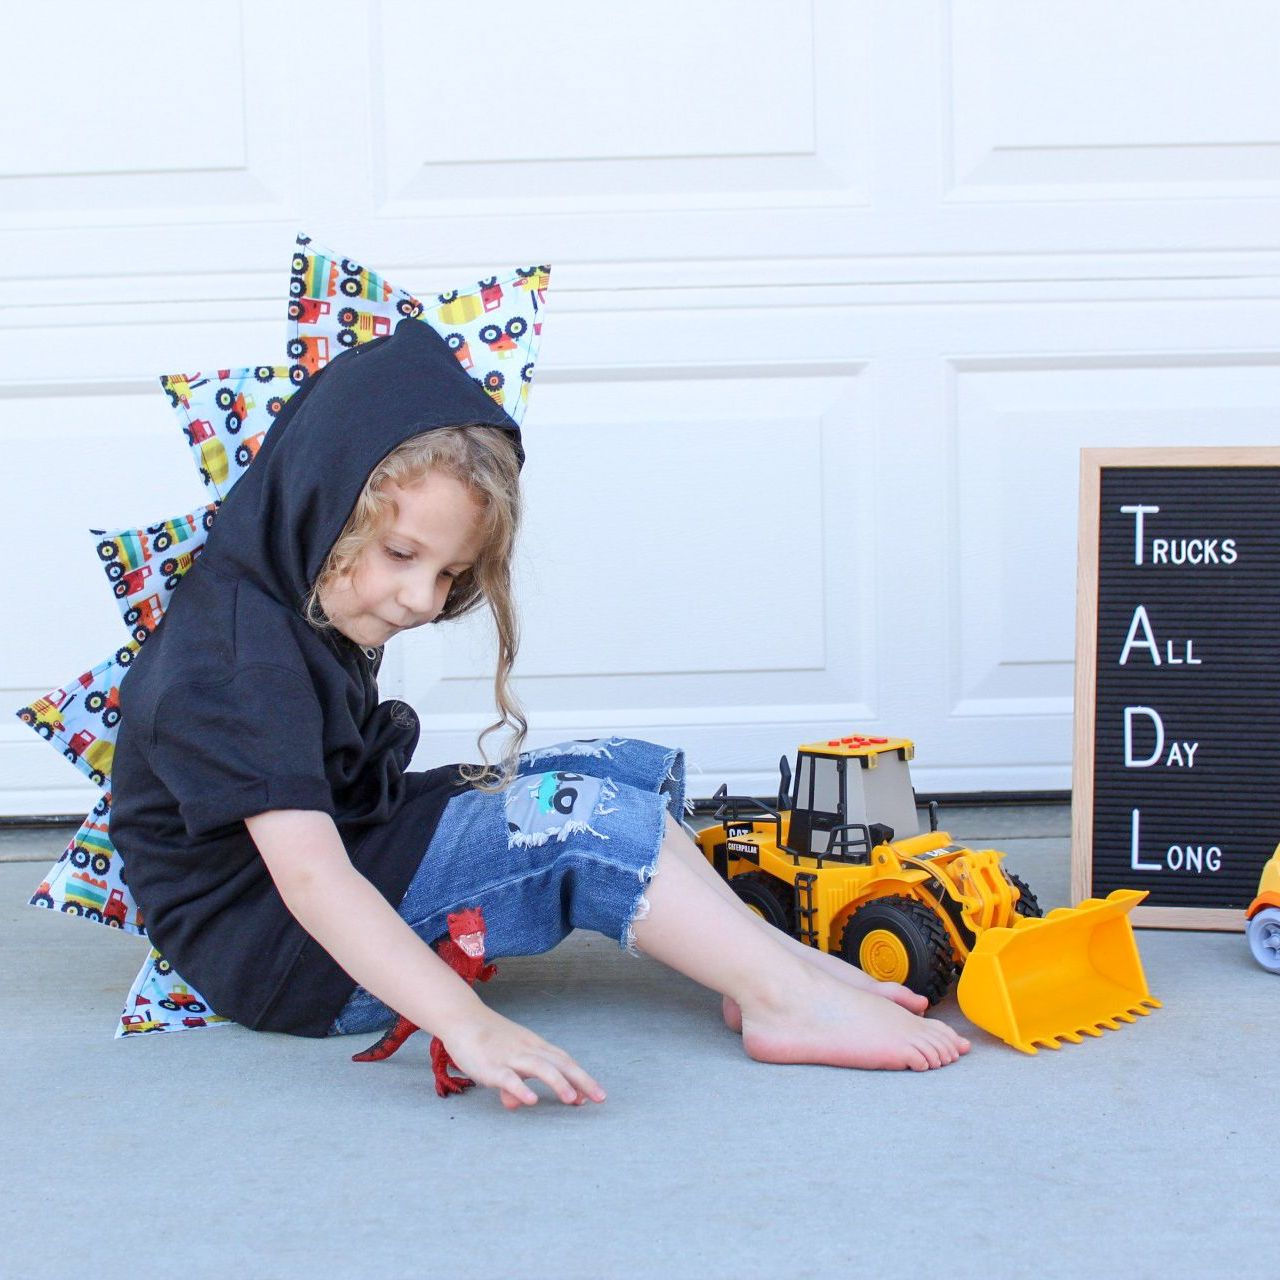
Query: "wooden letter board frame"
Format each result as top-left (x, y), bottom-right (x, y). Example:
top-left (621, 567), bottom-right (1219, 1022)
top-left (1070, 450), bottom-right (1280, 931)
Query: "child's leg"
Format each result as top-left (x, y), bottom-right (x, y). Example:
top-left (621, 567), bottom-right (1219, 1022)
top-left (657, 816), bottom-right (928, 1022)
top-left (631, 824), bottom-right (970, 1071)
top-left (512, 746), bottom-right (925, 1015)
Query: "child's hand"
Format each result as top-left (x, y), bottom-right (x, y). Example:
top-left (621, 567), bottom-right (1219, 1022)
top-left (442, 1006), bottom-right (606, 1110)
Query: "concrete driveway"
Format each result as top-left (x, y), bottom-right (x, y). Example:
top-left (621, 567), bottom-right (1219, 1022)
top-left (3, 805), bottom-right (1274, 1279)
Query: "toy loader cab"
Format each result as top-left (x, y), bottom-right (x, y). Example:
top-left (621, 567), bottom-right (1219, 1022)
top-left (696, 734), bottom-right (1158, 1052)
top-left (710, 736), bottom-right (922, 877)
top-left (781, 737), bottom-right (921, 861)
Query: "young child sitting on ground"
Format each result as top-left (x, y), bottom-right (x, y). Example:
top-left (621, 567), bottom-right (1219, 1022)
top-left (110, 316), bottom-right (968, 1111)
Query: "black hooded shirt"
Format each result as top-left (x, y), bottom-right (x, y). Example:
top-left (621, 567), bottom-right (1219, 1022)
top-left (109, 318), bottom-right (523, 1037)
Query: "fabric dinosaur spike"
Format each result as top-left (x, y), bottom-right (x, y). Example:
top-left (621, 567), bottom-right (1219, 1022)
top-left (15, 642), bottom-right (140, 789)
top-left (92, 505), bottom-right (219, 641)
top-left (22, 508), bottom-right (211, 930)
top-left (159, 366), bottom-right (296, 499)
top-left (117, 949), bottom-right (230, 1038)
top-left (287, 232), bottom-right (549, 425)
top-left (29, 793), bottom-right (144, 934)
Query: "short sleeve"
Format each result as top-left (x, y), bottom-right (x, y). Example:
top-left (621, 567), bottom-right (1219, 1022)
top-left (149, 665), bottom-right (335, 837)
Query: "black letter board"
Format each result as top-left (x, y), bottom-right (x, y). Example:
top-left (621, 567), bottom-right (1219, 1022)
top-left (1072, 447), bottom-right (1280, 930)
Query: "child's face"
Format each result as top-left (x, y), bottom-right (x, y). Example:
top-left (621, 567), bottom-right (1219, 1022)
top-left (318, 468), bottom-right (487, 649)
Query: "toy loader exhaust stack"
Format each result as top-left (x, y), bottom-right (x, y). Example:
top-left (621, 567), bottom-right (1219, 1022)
top-left (694, 736), bottom-right (1159, 1054)
top-left (957, 889), bottom-right (1159, 1054)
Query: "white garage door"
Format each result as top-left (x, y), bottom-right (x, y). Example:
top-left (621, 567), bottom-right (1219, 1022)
top-left (2, 0), bottom-right (1278, 816)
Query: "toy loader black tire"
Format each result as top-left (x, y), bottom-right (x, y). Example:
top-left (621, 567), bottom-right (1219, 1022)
top-left (840, 896), bottom-right (954, 1005)
top-left (730, 872), bottom-right (797, 935)
top-left (1007, 871), bottom-right (1044, 918)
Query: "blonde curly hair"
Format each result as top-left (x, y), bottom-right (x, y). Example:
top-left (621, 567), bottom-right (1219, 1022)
top-left (305, 425), bottom-right (525, 789)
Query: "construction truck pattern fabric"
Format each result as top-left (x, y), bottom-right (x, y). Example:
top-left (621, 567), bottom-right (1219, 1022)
top-left (95, 505), bottom-right (220, 641)
top-left (119, 949), bottom-right (232, 1038)
top-left (15, 231), bottom-right (551, 1038)
top-left (161, 368), bottom-right (297, 501)
top-left (18, 643), bottom-right (141, 791)
top-left (30, 794), bottom-right (140, 936)
top-left (288, 234), bottom-right (549, 423)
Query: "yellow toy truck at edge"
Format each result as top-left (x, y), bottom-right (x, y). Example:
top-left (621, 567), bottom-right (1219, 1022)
top-left (694, 735), bottom-right (1159, 1052)
top-left (1246, 843), bottom-right (1280, 972)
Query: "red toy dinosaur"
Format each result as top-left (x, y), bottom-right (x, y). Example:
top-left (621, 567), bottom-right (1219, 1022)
top-left (351, 905), bottom-right (497, 1097)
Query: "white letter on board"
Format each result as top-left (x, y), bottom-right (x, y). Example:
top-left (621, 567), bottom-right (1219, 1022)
top-left (1120, 505), bottom-right (1160, 565)
top-left (1119, 606), bottom-right (1161, 666)
top-left (1124, 706), bottom-right (1164, 768)
top-left (1130, 808), bottom-right (1162, 872)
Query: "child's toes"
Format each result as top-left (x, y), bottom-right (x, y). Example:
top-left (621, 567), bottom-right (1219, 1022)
top-left (930, 1026), bottom-right (962, 1058)
top-left (918, 1037), bottom-right (945, 1069)
top-left (892, 985), bottom-right (929, 1013)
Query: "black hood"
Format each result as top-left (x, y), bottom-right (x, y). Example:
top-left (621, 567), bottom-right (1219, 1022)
top-left (200, 317), bottom-right (523, 609)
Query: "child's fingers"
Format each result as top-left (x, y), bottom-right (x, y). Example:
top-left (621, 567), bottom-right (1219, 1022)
top-left (530, 1042), bottom-right (607, 1103)
top-left (495, 1063), bottom-right (602, 1108)
top-left (558, 1058), bottom-right (606, 1103)
top-left (513, 1054), bottom-right (584, 1106)
top-left (492, 1064), bottom-right (571, 1108)
top-left (496, 1069), bottom-right (539, 1107)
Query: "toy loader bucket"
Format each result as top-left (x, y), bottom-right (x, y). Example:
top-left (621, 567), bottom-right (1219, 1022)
top-left (956, 889), bottom-right (1160, 1055)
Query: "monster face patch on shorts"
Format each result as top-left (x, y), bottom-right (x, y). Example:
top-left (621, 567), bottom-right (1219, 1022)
top-left (505, 771), bottom-right (619, 849)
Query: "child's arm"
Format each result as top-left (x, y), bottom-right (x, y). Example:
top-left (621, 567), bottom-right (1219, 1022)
top-left (244, 809), bottom-right (605, 1109)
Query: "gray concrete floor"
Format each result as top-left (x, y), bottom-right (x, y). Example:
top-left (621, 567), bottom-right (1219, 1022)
top-left (4, 805), bottom-right (1276, 1279)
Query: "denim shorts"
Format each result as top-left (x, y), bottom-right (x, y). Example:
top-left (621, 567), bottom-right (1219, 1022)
top-left (330, 736), bottom-right (686, 1035)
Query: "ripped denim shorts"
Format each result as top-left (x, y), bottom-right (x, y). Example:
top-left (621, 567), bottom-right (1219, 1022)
top-left (329, 736), bottom-right (686, 1035)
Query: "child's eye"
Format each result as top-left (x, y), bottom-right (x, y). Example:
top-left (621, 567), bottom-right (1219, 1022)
top-left (384, 547), bottom-right (413, 562)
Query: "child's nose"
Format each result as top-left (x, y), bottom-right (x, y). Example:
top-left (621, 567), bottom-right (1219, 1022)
top-left (400, 576), bottom-right (446, 622)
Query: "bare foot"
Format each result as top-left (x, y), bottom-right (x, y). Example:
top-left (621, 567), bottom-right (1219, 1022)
top-left (822, 959), bottom-right (929, 1014)
top-left (738, 965), bottom-right (969, 1072)
top-left (722, 955), bottom-right (927, 1032)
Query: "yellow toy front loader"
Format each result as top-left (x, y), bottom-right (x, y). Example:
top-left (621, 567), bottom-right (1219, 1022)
top-left (694, 735), bottom-right (1158, 1053)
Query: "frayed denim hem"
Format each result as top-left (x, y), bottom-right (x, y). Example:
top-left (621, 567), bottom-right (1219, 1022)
top-left (657, 743), bottom-right (688, 825)
top-left (621, 862), bottom-right (657, 957)
top-left (520, 738), bottom-right (621, 766)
